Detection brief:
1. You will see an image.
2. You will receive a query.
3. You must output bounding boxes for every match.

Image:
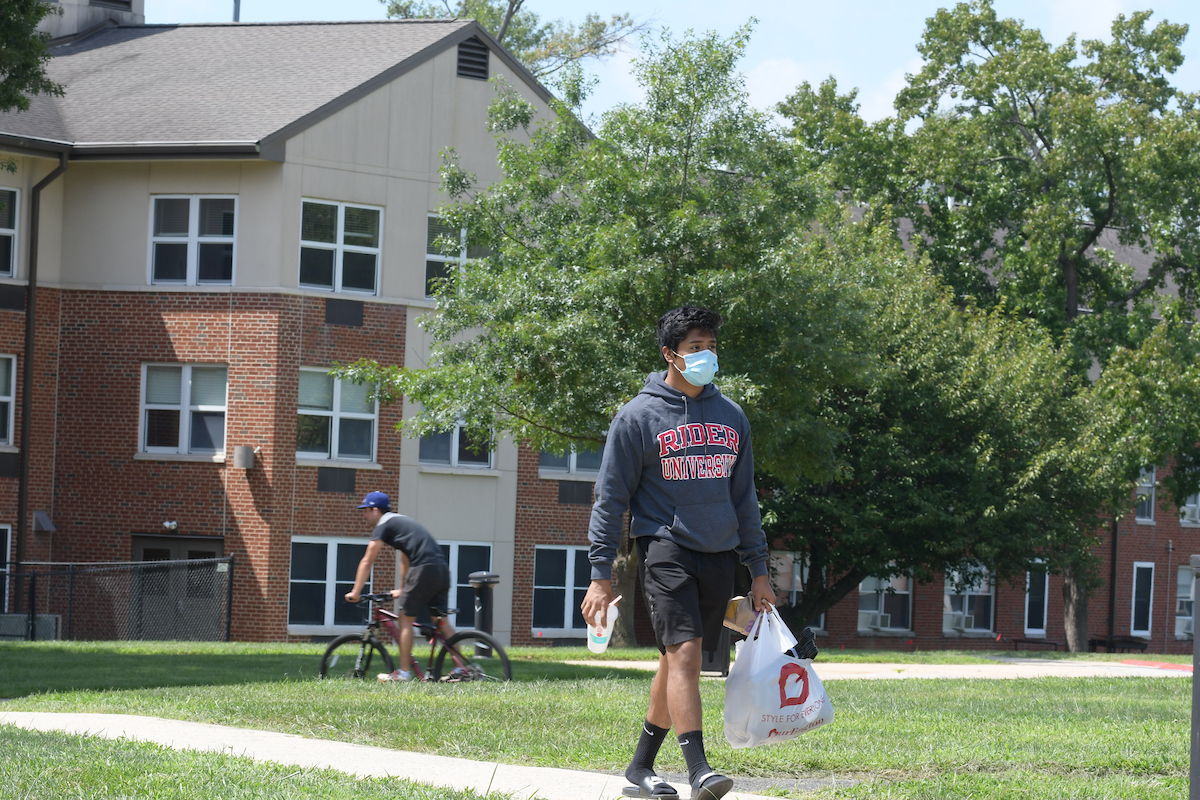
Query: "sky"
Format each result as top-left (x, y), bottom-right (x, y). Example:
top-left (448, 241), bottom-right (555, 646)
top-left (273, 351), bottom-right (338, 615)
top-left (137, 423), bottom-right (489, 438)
top-left (148, 0), bottom-right (1200, 123)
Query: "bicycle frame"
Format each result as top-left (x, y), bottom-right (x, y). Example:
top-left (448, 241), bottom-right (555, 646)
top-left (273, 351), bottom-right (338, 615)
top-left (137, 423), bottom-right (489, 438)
top-left (363, 598), bottom-right (453, 682)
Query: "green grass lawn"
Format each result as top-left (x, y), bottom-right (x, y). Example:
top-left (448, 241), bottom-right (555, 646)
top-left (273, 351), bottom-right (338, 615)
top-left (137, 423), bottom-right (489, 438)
top-left (0, 641), bottom-right (1190, 799)
top-left (0, 725), bottom-right (508, 800)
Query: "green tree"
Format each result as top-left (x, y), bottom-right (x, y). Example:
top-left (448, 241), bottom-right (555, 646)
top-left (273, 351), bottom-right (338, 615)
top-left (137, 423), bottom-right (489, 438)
top-left (383, 0), bottom-right (644, 78)
top-left (337, 27), bottom-right (1105, 643)
top-left (0, 0), bottom-right (63, 172)
top-left (779, 0), bottom-right (1200, 648)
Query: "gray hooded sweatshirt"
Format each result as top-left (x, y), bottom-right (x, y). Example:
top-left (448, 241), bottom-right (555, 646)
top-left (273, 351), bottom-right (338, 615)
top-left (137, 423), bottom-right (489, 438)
top-left (587, 371), bottom-right (769, 581)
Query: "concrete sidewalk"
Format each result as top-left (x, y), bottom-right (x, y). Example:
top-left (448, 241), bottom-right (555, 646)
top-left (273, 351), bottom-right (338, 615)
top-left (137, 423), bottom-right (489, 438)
top-left (0, 711), bottom-right (793, 800)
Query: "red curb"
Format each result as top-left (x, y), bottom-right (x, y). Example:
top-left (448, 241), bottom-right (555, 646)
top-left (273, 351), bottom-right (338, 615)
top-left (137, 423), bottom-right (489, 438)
top-left (1120, 659), bottom-right (1193, 672)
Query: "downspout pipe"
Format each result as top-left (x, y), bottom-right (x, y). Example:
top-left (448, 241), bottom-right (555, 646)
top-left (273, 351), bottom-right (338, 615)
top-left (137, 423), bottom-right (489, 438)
top-left (1108, 517), bottom-right (1119, 642)
top-left (14, 152), bottom-right (68, 610)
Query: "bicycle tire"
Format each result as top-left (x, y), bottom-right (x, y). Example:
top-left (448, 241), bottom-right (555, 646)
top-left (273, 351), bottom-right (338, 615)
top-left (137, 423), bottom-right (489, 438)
top-left (432, 630), bottom-right (511, 682)
top-left (319, 633), bottom-right (395, 680)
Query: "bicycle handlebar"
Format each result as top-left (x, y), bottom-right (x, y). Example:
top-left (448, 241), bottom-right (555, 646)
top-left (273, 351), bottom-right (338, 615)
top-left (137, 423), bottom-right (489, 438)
top-left (356, 592), bottom-right (394, 604)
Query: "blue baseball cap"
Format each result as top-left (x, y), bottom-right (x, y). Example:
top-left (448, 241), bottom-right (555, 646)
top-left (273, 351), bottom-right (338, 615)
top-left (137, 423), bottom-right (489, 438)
top-left (356, 491), bottom-right (391, 510)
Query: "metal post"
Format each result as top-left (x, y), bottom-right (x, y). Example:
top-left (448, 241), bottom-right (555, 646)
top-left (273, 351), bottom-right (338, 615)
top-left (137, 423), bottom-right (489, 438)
top-left (1190, 554), bottom-right (1200, 800)
top-left (233, 0), bottom-right (240, 22)
top-left (224, 555), bottom-right (235, 642)
top-left (26, 572), bottom-right (36, 642)
top-left (67, 563), bottom-right (74, 641)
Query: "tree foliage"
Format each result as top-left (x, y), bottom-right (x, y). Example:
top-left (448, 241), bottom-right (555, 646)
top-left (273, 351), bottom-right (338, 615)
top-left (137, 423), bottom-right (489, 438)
top-left (0, 0), bottom-right (63, 173)
top-left (779, 0), bottom-right (1200, 646)
top-left (336, 28), bottom-right (1127, 629)
top-left (383, 0), bottom-right (644, 78)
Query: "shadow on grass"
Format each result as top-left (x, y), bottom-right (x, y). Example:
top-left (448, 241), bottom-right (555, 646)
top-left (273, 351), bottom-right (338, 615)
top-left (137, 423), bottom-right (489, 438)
top-left (511, 661), bottom-right (654, 681)
top-left (3, 651), bottom-right (320, 698)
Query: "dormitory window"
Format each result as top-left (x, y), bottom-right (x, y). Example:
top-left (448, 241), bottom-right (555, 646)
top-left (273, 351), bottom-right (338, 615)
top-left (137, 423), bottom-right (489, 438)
top-left (532, 545), bottom-right (589, 636)
top-left (1025, 563), bottom-right (1048, 636)
top-left (0, 355), bottom-right (14, 446)
top-left (288, 536), bottom-right (372, 633)
top-left (425, 215), bottom-right (487, 297)
top-left (419, 423), bottom-right (492, 469)
top-left (1181, 493), bottom-right (1200, 525)
top-left (1131, 562), bottom-right (1154, 637)
top-left (1136, 467), bottom-right (1156, 522)
top-left (140, 364), bottom-right (228, 455)
top-left (858, 574), bottom-right (911, 631)
top-left (538, 446), bottom-right (603, 478)
top-left (944, 569), bottom-right (994, 633)
top-left (0, 189), bottom-right (17, 277)
top-left (440, 541), bottom-right (493, 629)
top-left (150, 196), bottom-right (236, 285)
top-left (299, 200), bottom-right (382, 295)
top-left (297, 369), bottom-right (377, 462)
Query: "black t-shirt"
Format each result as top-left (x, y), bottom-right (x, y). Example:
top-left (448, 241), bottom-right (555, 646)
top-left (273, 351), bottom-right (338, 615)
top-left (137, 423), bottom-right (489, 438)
top-left (370, 513), bottom-right (446, 569)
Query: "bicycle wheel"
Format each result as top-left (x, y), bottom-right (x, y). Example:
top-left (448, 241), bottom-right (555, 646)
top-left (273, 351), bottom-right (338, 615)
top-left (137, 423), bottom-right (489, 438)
top-left (319, 634), bottom-right (395, 680)
top-left (432, 630), bottom-right (511, 682)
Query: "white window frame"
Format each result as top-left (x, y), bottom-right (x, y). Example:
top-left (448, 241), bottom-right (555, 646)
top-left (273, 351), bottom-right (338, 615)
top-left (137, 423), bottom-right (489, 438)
top-left (287, 535), bottom-right (373, 636)
top-left (440, 540), bottom-right (494, 629)
top-left (418, 423), bottom-right (493, 469)
top-left (770, 550), bottom-right (825, 630)
top-left (425, 213), bottom-right (468, 298)
top-left (139, 364), bottom-right (229, 456)
top-left (1176, 563), bottom-right (1194, 639)
top-left (531, 544), bottom-right (590, 638)
top-left (299, 199), bottom-right (383, 296)
top-left (0, 187), bottom-right (19, 278)
top-left (538, 444), bottom-right (603, 482)
top-left (858, 573), bottom-right (911, 632)
top-left (1135, 467), bottom-right (1156, 523)
top-left (148, 195), bottom-right (238, 286)
top-left (943, 569), bottom-right (995, 633)
top-left (1024, 562), bottom-right (1049, 636)
top-left (296, 369), bottom-right (378, 463)
top-left (1, 524), bottom-right (10, 614)
top-left (0, 354), bottom-right (15, 447)
top-left (1131, 561), bottom-right (1155, 637)
top-left (1180, 493), bottom-right (1200, 527)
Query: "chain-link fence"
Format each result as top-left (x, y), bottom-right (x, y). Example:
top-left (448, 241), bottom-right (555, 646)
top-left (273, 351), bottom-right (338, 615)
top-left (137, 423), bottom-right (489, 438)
top-left (2, 557), bottom-right (234, 642)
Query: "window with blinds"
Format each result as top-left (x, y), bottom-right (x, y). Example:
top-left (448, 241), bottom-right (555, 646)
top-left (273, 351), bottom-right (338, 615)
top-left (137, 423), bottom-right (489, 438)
top-left (140, 364), bottom-right (228, 455)
top-left (150, 196), bottom-right (236, 285)
top-left (297, 368), bottom-right (377, 462)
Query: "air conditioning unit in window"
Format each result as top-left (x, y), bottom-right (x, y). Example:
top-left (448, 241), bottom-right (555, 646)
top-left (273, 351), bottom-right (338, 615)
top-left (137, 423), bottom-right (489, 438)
top-left (1185, 618), bottom-right (1194, 635)
top-left (952, 613), bottom-right (974, 631)
top-left (870, 613), bottom-right (891, 630)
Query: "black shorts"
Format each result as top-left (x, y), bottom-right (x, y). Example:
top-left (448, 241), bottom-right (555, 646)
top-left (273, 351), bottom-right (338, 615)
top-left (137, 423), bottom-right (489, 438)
top-left (398, 563), bottom-right (451, 618)
top-left (637, 538), bottom-right (737, 654)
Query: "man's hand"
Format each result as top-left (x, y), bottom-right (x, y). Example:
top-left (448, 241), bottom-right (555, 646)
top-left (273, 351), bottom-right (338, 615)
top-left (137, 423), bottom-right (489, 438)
top-left (344, 591), bottom-right (361, 604)
top-left (750, 574), bottom-right (776, 612)
top-left (580, 579), bottom-right (616, 628)
top-left (390, 588), bottom-right (402, 599)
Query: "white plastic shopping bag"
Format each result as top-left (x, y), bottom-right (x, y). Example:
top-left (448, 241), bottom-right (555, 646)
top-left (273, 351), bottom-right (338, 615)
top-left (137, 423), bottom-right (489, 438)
top-left (723, 606), bottom-right (834, 748)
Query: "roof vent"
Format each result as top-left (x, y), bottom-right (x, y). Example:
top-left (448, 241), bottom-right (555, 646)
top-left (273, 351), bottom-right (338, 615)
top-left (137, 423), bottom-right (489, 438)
top-left (457, 38), bottom-right (489, 80)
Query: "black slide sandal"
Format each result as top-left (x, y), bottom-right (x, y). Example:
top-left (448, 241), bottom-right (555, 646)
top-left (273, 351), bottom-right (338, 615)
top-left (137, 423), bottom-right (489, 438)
top-left (690, 771), bottom-right (733, 800)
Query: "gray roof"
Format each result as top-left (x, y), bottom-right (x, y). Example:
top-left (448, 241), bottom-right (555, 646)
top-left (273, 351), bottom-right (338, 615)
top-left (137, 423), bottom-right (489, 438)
top-left (0, 20), bottom-right (547, 160)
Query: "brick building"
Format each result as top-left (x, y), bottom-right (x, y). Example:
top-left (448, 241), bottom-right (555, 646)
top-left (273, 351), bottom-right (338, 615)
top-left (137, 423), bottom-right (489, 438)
top-left (0, 1), bottom-right (562, 644)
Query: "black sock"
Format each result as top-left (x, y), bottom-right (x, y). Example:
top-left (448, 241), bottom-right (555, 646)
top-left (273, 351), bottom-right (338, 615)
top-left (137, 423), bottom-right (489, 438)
top-left (678, 729), bottom-right (712, 785)
top-left (626, 720), bottom-right (670, 784)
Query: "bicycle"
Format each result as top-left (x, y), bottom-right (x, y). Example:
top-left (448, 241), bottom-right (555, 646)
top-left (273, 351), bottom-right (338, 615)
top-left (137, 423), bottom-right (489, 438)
top-left (318, 592), bottom-right (511, 682)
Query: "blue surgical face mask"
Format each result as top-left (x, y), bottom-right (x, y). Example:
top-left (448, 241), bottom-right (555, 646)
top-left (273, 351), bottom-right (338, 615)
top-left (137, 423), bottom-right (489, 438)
top-left (672, 349), bottom-right (718, 387)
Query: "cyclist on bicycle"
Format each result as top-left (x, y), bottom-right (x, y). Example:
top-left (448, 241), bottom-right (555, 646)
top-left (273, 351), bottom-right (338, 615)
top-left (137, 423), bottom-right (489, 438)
top-left (345, 491), bottom-right (455, 682)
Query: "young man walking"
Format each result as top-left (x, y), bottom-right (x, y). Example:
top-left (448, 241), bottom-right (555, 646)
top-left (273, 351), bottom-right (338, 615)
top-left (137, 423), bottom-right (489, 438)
top-left (581, 306), bottom-right (777, 800)
top-left (345, 491), bottom-right (454, 682)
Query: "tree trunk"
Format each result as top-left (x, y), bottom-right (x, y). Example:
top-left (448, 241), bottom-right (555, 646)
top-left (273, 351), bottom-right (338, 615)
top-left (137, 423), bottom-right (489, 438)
top-left (609, 541), bottom-right (639, 647)
top-left (1062, 561), bottom-right (1090, 652)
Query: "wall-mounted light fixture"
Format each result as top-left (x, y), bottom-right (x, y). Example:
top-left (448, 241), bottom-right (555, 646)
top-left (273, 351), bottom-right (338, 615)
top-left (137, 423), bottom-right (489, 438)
top-left (163, 520), bottom-right (178, 531)
top-left (232, 446), bottom-right (256, 469)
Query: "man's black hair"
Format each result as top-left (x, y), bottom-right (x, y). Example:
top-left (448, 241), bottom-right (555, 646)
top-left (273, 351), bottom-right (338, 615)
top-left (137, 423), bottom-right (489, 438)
top-left (657, 306), bottom-right (723, 353)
